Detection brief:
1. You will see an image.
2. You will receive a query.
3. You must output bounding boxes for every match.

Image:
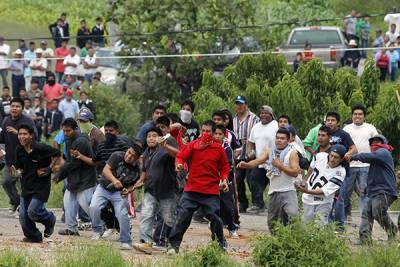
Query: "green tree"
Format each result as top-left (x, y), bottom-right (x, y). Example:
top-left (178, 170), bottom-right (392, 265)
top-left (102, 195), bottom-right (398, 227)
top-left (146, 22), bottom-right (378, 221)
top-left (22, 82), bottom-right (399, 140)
top-left (333, 68), bottom-right (361, 105)
top-left (360, 59), bottom-right (381, 108)
top-left (323, 92), bottom-right (352, 123)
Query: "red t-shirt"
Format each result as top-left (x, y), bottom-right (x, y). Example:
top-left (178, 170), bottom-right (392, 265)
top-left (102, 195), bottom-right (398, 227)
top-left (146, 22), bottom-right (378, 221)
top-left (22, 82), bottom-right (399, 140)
top-left (43, 83), bottom-right (63, 109)
top-left (55, 47), bottom-right (70, 73)
top-left (176, 140), bottom-right (230, 195)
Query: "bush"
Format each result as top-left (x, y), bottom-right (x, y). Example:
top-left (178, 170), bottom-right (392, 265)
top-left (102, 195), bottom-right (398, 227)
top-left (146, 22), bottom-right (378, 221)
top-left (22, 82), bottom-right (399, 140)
top-left (166, 242), bottom-right (241, 267)
top-left (348, 244), bottom-right (400, 267)
top-left (251, 220), bottom-right (349, 267)
top-left (0, 249), bottom-right (38, 267)
top-left (88, 85), bottom-right (141, 137)
top-left (56, 242), bottom-right (128, 267)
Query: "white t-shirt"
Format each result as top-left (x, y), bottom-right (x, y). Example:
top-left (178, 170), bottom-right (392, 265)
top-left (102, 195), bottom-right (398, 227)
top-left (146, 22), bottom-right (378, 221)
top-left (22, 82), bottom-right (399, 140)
top-left (386, 31), bottom-right (399, 43)
top-left (343, 123), bottom-right (378, 168)
top-left (0, 44), bottom-right (10, 70)
top-left (42, 48), bottom-right (54, 70)
top-left (302, 152), bottom-right (346, 205)
top-left (29, 58), bottom-right (47, 77)
top-left (84, 55), bottom-right (97, 75)
top-left (63, 55), bottom-right (80, 75)
top-left (248, 120), bottom-right (278, 167)
top-left (384, 13), bottom-right (400, 34)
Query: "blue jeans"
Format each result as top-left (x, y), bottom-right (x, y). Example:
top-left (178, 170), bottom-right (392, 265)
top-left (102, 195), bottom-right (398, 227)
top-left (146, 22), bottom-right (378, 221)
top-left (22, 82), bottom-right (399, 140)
top-left (330, 176), bottom-right (349, 230)
top-left (391, 66), bottom-right (398, 81)
top-left (139, 192), bottom-right (177, 244)
top-left (90, 185), bottom-right (132, 244)
top-left (84, 74), bottom-right (94, 85)
top-left (360, 39), bottom-right (368, 58)
top-left (64, 186), bottom-right (95, 232)
top-left (19, 196), bottom-right (55, 242)
top-left (345, 167), bottom-right (369, 216)
top-left (0, 69), bottom-right (8, 87)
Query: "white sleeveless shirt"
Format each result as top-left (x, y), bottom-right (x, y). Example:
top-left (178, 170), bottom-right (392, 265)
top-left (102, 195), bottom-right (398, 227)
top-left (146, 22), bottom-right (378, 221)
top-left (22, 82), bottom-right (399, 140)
top-left (268, 148), bottom-right (297, 195)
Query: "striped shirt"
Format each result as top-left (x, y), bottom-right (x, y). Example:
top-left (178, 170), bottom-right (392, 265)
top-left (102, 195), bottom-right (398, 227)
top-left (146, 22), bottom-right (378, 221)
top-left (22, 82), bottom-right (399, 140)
top-left (233, 111), bottom-right (259, 160)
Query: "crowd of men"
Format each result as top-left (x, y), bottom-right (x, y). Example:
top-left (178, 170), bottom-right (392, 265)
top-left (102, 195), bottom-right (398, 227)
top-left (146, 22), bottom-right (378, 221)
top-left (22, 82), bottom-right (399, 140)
top-left (0, 92), bottom-right (398, 254)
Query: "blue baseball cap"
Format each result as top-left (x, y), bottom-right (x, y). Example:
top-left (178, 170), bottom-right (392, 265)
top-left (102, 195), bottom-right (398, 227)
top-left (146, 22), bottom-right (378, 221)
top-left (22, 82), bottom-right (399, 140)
top-left (78, 108), bottom-right (94, 122)
top-left (369, 134), bottom-right (388, 145)
top-left (235, 95), bottom-right (247, 104)
top-left (330, 144), bottom-right (347, 158)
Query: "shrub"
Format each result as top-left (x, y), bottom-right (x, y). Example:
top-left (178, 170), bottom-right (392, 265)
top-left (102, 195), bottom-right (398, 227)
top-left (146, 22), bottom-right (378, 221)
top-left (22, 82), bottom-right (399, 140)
top-left (0, 249), bottom-right (38, 267)
top-left (251, 220), bottom-right (349, 267)
top-left (333, 68), bottom-right (361, 105)
top-left (56, 242), bottom-right (128, 267)
top-left (360, 58), bottom-right (380, 108)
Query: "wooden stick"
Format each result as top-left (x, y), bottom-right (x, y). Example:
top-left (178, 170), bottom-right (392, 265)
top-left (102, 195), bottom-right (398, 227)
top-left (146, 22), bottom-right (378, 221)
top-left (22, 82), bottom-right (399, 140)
top-left (396, 89), bottom-right (400, 105)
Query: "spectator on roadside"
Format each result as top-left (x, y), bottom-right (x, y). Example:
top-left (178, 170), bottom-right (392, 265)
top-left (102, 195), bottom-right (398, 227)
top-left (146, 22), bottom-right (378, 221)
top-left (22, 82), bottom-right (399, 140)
top-left (303, 43), bottom-right (314, 62)
top-left (49, 18), bottom-right (66, 48)
top-left (92, 17), bottom-right (106, 47)
top-left (80, 40), bottom-right (92, 59)
top-left (23, 98), bottom-right (35, 118)
top-left (355, 13), bottom-right (363, 44)
top-left (19, 88), bottom-right (28, 100)
top-left (388, 43), bottom-right (399, 81)
top-left (375, 47), bottom-right (391, 81)
top-left (0, 36), bottom-right (10, 88)
top-left (2, 86), bottom-right (12, 115)
top-left (78, 91), bottom-right (94, 113)
top-left (344, 10), bottom-right (357, 41)
top-left (343, 40), bottom-right (361, 72)
top-left (83, 47), bottom-right (98, 85)
top-left (18, 39), bottom-right (28, 54)
top-left (27, 80), bottom-right (42, 101)
top-left (63, 47), bottom-right (80, 80)
top-left (40, 40), bottom-right (54, 74)
top-left (8, 49), bottom-right (25, 97)
top-left (60, 13), bottom-right (70, 40)
top-left (386, 24), bottom-right (399, 44)
top-left (77, 19), bottom-right (91, 49)
top-left (43, 73), bottom-right (64, 109)
top-left (360, 14), bottom-right (371, 58)
top-left (29, 49), bottom-right (47, 90)
top-left (372, 29), bottom-right (385, 53)
top-left (384, 13), bottom-right (400, 34)
top-left (23, 42), bottom-right (36, 91)
top-left (44, 99), bottom-right (63, 139)
top-left (62, 74), bottom-right (80, 92)
top-left (293, 52), bottom-right (303, 73)
top-left (54, 40), bottom-right (69, 82)
top-left (59, 90), bottom-right (79, 119)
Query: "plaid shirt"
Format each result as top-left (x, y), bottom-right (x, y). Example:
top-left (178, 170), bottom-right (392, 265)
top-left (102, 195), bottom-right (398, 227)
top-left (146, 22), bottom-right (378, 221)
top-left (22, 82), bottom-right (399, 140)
top-left (233, 111), bottom-right (259, 160)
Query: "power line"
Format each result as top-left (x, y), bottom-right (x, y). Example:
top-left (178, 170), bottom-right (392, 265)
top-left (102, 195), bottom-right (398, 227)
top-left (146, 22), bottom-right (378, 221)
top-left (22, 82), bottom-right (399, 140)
top-left (3, 12), bottom-right (395, 42)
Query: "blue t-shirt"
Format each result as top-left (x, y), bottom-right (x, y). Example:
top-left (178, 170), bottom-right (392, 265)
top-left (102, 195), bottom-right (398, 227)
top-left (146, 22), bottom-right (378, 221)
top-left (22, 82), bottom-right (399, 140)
top-left (54, 128), bottom-right (81, 157)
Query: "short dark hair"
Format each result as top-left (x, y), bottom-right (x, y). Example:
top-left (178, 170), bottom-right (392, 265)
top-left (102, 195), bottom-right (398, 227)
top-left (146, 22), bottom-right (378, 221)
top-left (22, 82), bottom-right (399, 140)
top-left (10, 98), bottom-right (24, 107)
top-left (166, 112), bottom-right (182, 124)
top-left (47, 72), bottom-right (56, 79)
top-left (318, 125), bottom-right (332, 136)
top-left (70, 47), bottom-right (76, 51)
top-left (96, 17), bottom-right (102, 21)
top-left (62, 118), bottom-right (78, 129)
top-left (156, 116), bottom-right (170, 127)
top-left (80, 19), bottom-right (86, 23)
top-left (278, 115), bottom-right (291, 124)
top-left (202, 120), bottom-right (216, 132)
top-left (31, 79), bottom-right (39, 84)
top-left (351, 103), bottom-right (366, 115)
top-left (18, 124), bottom-right (34, 135)
top-left (51, 99), bottom-right (59, 104)
top-left (29, 41), bottom-right (35, 46)
top-left (146, 127), bottom-right (163, 137)
top-left (153, 104), bottom-right (166, 113)
top-left (215, 124), bottom-right (227, 133)
top-left (104, 120), bottom-right (119, 130)
top-left (3, 86), bottom-right (9, 90)
top-left (181, 100), bottom-right (195, 112)
top-left (326, 111), bottom-right (340, 123)
top-left (212, 110), bottom-right (226, 120)
top-left (131, 143), bottom-right (143, 157)
top-left (276, 128), bottom-right (290, 139)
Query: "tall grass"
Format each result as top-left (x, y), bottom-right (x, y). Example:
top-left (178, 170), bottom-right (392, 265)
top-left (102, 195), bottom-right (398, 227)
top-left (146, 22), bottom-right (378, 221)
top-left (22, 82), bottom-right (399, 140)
top-left (348, 244), bottom-right (400, 267)
top-left (0, 248), bottom-right (39, 267)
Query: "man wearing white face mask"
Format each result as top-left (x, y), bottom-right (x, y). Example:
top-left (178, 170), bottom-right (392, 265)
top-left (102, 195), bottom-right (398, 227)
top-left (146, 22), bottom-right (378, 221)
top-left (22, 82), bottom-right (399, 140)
top-left (179, 100), bottom-right (200, 143)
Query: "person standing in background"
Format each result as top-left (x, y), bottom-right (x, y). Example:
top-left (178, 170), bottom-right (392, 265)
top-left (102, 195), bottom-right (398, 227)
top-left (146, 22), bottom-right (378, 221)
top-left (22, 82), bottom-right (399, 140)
top-left (344, 10), bottom-right (357, 41)
top-left (40, 41), bottom-right (54, 75)
top-left (8, 50), bottom-right (25, 97)
top-left (23, 42), bottom-right (36, 91)
top-left (55, 40), bottom-right (70, 82)
top-left (360, 14), bottom-right (371, 58)
top-left (29, 49), bottom-right (47, 90)
top-left (0, 36), bottom-right (10, 88)
top-left (77, 20), bottom-right (91, 49)
top-left (92, 17), bottom-right (106, 47)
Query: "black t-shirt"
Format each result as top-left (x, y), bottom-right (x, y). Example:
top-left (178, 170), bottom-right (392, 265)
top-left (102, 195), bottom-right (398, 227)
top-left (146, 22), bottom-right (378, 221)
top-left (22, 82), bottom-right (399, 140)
top-left (16, 142), bottom-right (60, 202)
top-left (94, 137), bottom-right (129, 174)
top-left (330, 128), bottom-right (355, 175)
top-left (100, 151), bottom-right (140, 192)
top-left (183, 119), bottom-right (200, 142)
top-left (142, 138), bottom-right (178, 199)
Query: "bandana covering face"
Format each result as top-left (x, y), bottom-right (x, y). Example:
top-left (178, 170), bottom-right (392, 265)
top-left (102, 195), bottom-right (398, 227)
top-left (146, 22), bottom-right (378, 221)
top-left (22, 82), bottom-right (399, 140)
top-left (194, 132), bottom-right (215, 150)
top-left (371, 143), bottom-right (394, 152)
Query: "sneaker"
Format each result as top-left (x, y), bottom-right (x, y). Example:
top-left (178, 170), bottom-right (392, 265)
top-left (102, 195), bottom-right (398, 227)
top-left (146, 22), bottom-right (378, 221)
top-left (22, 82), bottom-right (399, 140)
top-left (22, 237), bottom-right (42, 243)
top-left (120, 243), bottom-right (133, 250)
top-left (102, 229), bottom-right (115, 238)
top-left (91, 232), bottom-right (102, 240)
top-left (152, 243), bottom-right (167, 252)
top-left (58, 229), bottom-right (80, 236)
top-left (78, 221), bottom-right (92, 231)
top-left (229, 230), bottom-right (239, 239)
top-left (9, 204), bottom-right (19, 213)
top-left (246, 206), bottom-right (264, 214)
top-left (166, 247), bottom-right (178, 255)
top-left (133, 242), bottom-right (153, 255)
top-left (44, 215), bottom-right (56, 238)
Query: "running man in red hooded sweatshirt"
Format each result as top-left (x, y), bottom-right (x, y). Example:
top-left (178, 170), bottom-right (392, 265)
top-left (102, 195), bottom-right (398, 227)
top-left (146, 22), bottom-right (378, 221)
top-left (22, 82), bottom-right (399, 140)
top-left (167, 120), bottom-right (230, 254)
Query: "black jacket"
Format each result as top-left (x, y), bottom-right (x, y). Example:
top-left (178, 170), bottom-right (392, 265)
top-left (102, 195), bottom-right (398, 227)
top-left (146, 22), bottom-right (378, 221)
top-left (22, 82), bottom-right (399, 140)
top-left (57, 134), bottom-right (97, 192)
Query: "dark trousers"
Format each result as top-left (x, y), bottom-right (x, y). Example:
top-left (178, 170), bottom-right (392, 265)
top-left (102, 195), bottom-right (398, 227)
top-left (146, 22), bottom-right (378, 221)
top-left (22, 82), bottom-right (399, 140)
top-left (100, 201), bottom-right (120, 231)
top-left (153, 213), bottom-right (171, 246)
top-left (220, 182), bottom-right (237, 231)
top-left (32, 76), bottom-right (46, 90)
top-left (235, 167), bottom-right (249, 210)
top-left (19, 196), bottom-right (55, 242)
top-left (12, 74), bottom-right (25, 97)
top-left (379, 68), bottom-right (388, 81)
top-left (169, 192), bottom-right (226, 250)
top-left (0, 69), bottom-right (8, 87)
top-left (248, 168), bottom-right (269, 208)
top-left (359, 194), bottom-right (398, 242)
top-left (2, 166), bottom-right (20, 207)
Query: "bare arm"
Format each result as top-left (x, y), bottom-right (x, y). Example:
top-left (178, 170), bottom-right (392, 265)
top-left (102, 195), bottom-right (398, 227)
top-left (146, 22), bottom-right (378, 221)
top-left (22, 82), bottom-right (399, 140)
top-left (237, 148), bottom-right (270, 169)
top-left (273, 150), bottom-right (300, 177)
top-left (71, 149), bottom-right (97, 166)
top-left (102, 164), bottom-right (122, 189)
top-left (246, 141), bottom-right (255, 160)
top-left (160, 141), bottom-right (179, 157)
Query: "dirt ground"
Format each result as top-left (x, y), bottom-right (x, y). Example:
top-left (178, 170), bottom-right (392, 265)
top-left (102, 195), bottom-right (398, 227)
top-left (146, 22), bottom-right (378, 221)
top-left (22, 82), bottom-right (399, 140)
top-left (0, 208), bottom-right (397, 266)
